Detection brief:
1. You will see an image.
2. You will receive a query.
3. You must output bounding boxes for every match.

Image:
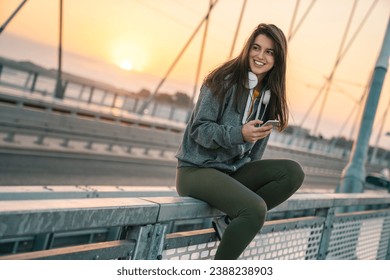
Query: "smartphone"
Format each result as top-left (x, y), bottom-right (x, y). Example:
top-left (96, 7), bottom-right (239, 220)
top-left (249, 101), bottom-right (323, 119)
top-left (261, 120), bottom-right (280, 127)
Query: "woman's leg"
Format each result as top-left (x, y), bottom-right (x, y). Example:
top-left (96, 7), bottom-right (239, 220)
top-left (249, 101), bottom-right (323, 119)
top-left (176, 167), bottom-right (267, 260)
top-left (231, 159), bottom-right (305, 210)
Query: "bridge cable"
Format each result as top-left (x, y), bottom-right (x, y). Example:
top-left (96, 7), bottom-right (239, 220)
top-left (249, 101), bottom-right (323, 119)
top-left (288, 0), bottom-right (317, 42)
top-left (190, 0), bottom-right (215, 110)
top-left (0, 0), bottom-right (28, 35)
top-left (137, 0), bottom-right (220, 115)
top-left (228, 0), bottom-right (247, 59)
top-left (299, 0), bottom-right (379, 134)
top-left (311, 0), bottom-right (359, 137)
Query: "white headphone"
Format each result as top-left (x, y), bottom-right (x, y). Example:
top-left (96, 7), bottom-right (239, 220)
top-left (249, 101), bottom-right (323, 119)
top-left (242, 72), bottom-right (271, 124)
top-left (247, 71), bottom-right (258, 90)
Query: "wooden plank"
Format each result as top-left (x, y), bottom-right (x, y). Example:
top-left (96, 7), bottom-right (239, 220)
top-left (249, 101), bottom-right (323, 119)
top-left (0, 240), bottom-right (134, 260)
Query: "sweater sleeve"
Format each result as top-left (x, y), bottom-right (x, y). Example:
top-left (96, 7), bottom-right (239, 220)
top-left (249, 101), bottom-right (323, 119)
top-left (188, 85), bottom-right (245, 150)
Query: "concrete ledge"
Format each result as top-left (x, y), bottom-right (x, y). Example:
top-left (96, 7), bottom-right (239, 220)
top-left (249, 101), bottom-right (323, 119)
top-left (1, 193), bottom-right (390, 239)
top-left (271, 193), bottom-right (390, 212)
top-left (0, 197), bottom-right (159, 238)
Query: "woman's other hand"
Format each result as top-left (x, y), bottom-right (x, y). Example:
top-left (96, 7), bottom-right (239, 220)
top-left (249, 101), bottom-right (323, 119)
top-left (242, 120), bottom-right (273, 143)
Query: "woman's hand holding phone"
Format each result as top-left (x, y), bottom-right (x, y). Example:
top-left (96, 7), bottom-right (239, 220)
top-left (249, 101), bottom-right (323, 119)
top-left (261, 119), bottom-right (280, 127)
top-left (242, 120), bottom-right (273, 143)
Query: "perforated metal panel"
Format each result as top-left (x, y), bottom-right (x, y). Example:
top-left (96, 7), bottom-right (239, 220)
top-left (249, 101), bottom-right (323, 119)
top-left (326, 219), bottom-right (361, 259)
top-left (356, 218), bottom-right (384, 259)
top-left (377, 216), bottom-right (390, 259)
top-left (326, 214), bottom-right (390, 260)
top-left (162, 224), bottom-right (324, 260)
top-left (239, 224), bottom-right (323, 260)
top-left (163, 241), bottom-right (219, 260)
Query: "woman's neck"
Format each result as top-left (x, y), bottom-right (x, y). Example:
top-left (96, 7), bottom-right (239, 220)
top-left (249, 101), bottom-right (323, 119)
top-left (257, 75), bottom-right (267, 90)
top-left (257, 81), bottom-right (264, 91)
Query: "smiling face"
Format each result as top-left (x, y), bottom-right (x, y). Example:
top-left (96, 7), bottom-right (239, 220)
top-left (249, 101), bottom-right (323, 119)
top-left (248, 34), bottom-right (275, 82)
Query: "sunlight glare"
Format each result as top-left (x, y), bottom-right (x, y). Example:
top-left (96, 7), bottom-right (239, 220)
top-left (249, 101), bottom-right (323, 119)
top-left (119, 60), bottom-right (133, 71)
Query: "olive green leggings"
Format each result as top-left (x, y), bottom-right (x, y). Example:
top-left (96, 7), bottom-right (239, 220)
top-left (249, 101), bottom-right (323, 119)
top-left (176, 159), bottom-right (305, 260)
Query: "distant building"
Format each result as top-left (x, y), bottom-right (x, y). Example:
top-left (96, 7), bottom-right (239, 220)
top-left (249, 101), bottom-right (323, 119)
top-left (284, 125), bottom-right (310, 137)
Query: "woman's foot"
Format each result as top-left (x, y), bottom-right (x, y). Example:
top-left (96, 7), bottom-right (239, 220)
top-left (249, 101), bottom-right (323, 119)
top-left (212, 215), bottom-right (231, 240)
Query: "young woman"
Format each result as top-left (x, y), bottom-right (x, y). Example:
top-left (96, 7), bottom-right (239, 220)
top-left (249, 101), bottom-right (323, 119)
top-left (175, 23), bottom-right (305, 260)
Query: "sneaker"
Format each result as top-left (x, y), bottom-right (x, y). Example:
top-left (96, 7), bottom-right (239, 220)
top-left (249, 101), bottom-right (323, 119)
top-left (212, 215), bottom-right (230, 240)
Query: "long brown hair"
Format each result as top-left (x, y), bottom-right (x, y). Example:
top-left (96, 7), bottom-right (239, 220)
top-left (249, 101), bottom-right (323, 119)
top-left (204, 23), bottom-right (288, 131)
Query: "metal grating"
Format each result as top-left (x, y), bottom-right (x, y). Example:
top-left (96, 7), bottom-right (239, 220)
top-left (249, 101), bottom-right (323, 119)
top-left (326, 219), bottom-right (361, 259)
top-left (326, 214), bottom-right (390, 260)
top-left (239, 224), bottom-right (323, 260)
top-left (163, 241), bottom-right (219, 260)
top-left (377, 216), bottom-right (390, 259)
top-left (162, 224), bottom-right (324, 260)
top-left (356, 218), bottom-right (384, 259)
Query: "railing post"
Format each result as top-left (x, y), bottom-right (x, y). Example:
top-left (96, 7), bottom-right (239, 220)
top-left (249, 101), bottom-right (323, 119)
top-left (3, 132), bottom-right (15, 143)
top-left (147, 224), bottom-right (167, 260)
top-left (24, 72), bottom-right (32, 89)
top-left (30, 73), bottom-right (38, 92)
top-left (85, 141), bottom-right (94, 150)
top-left (78, 85), bottom-right (85, 99)
top-left (132, 98), bottom-right (139, 113)
top-left (34, 135), bottom-right (46, 145)
top-left (316, 207), bottom-right (335, 260)
top-left (60, 138), bottom-right (70, 148)
top-left (32, 233), bottom-right (50, 251)
top-left (151, 102), bottom-right (158, 117)
top-left (62, 80), bottom-right (68, 98)
top-left (128, 224), bottom-right (167, 260)
top-left (87, 87), bottom-right (94, 104)
top-left (168, 106), bottom-right (175, 121)
top-left (111, 94), bottom-right (118, 108)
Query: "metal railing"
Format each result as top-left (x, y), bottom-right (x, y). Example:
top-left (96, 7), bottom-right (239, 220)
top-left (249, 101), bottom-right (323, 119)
top-left (0, 57), bottom-right (190, 122)
top-left (0, 193), bottom-right (389, 260)
top-left (0, 91), bottom-right (184, 157)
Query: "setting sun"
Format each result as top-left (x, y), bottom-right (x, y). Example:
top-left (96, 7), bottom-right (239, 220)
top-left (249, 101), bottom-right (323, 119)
top-left (119, 60), bottom-right (133, 71)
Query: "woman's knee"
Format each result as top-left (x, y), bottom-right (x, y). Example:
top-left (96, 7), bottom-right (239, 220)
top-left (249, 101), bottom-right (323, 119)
top-left (281, 159), bottom-right (305, 187)
top-left (239, 198), bottom-right (267, 230)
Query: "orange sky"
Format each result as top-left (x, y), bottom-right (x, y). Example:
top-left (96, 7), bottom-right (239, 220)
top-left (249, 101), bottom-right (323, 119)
top-left (1, 0), bottom-right (390, 147)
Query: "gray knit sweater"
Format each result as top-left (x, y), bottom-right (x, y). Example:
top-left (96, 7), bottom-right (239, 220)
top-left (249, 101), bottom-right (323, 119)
top-left (176, 84), bottom-right (269, 173)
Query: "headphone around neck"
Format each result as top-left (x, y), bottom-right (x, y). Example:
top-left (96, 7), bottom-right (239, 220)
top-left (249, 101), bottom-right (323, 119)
top-left (242, 71), bottom-right (271, 124)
